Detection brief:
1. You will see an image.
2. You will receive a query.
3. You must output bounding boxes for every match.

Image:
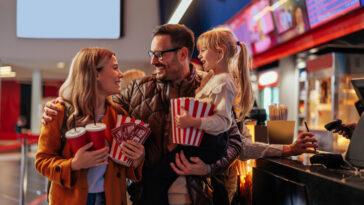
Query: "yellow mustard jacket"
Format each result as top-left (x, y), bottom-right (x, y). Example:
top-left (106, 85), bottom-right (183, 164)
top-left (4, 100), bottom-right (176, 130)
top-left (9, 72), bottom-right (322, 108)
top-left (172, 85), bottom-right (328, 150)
top-left (35, 102), bottom-right (142, 205)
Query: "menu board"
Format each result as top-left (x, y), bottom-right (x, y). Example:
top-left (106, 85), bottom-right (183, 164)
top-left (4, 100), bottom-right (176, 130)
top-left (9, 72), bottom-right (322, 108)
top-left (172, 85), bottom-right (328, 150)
top-left (245, 0), bottom-right (276, 54)
top-left (225, 0), bottom-right (363, 58)
top-left (228, 15), bottom-right (253, 55)
top-left (305, 0), bottom-right (361, 28)
top-left (271, 0), bottom-right (310, 42)
top-left (272, 0), bottom-right (294, 34)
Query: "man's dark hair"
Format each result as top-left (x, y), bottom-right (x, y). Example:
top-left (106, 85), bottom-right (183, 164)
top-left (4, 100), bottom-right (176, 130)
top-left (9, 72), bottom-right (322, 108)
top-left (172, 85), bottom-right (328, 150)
top-left (152, 24), bottom-right (195, 59)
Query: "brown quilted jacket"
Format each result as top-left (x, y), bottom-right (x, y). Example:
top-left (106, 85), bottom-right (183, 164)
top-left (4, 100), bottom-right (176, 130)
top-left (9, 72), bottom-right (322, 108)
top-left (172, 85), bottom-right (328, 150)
top-left (114, 66), bottom-right (243, 204)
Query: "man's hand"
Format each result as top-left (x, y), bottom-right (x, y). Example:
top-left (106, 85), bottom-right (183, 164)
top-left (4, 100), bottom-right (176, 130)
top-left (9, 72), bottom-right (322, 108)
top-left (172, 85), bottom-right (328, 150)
top-left (283, 132), bottom-right (318, 156)
top-left (71, 142), bottom-right (109, 170)
top-left (170, 151), bottom-right (209, 176)
top-left (42, 97), bottom-right (63, 125)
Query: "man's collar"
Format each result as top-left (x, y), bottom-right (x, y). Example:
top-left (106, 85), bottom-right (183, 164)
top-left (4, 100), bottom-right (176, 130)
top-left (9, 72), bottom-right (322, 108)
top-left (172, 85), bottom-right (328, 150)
top-left (174, 64), bottom-right (196, 86)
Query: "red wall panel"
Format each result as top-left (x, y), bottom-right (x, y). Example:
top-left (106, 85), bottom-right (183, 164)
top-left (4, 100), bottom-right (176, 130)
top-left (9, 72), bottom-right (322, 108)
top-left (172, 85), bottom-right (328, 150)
top-left (44, 80), bottom-right (63, 97)
top-left (0, 80), bottom-right (20, 134)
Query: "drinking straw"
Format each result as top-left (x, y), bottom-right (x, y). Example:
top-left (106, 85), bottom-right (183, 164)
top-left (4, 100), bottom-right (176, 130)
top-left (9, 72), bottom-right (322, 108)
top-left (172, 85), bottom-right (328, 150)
top-left (73, 116), bottom-right (77, 132)
top-left (304, 121), bottom-right (316, 153)
top-left (93, 108), bottom-right (96, 125)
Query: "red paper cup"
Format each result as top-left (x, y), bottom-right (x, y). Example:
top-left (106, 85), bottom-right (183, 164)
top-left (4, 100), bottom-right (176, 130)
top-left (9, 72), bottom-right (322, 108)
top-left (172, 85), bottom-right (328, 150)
top-left (85, 123), bottom-right (106, 150)
top-left (65, 127), bottom-right (87, 154)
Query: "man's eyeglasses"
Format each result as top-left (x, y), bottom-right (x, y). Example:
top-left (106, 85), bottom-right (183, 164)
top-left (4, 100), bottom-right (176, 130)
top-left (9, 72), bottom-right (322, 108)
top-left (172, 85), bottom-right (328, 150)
top-left (148, 47), bottom-right (182, 60)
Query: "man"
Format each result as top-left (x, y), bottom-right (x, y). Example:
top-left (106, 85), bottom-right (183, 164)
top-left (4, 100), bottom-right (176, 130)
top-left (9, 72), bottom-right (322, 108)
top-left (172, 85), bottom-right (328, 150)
top-left (43, 24), bottom-right (317, 205)
top-left (115, 24), bottom-right (238, 204)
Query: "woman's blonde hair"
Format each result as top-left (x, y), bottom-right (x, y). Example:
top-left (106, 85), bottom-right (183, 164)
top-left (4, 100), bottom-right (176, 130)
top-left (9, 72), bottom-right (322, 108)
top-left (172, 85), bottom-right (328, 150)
top-left (197, 27), bottom-right (253, 120)
top-left (59, 47), bottom-right (115, 128)
top-left (120, 69), bottom-right (146, 90)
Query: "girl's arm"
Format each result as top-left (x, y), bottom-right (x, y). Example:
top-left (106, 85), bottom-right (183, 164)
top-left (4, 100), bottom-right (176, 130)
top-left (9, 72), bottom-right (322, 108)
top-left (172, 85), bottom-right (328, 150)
top-left (198, 86), bottom-right (235, 135)
top-left (175, 109), bottom-right (201, 128)
top-left (176, 82), bottom-right (235, 135)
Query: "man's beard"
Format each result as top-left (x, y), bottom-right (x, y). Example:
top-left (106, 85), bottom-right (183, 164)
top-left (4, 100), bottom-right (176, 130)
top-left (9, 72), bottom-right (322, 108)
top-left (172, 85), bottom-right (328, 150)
top-left (154, 58), bottom-right (181, 81)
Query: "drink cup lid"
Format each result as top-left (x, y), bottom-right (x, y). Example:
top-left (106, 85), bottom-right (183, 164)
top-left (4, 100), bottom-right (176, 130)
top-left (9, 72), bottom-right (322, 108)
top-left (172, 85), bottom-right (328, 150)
top-left (65, 127), bottom-right (86, 138)
top-left (85, 123), bottom-right (106, 132)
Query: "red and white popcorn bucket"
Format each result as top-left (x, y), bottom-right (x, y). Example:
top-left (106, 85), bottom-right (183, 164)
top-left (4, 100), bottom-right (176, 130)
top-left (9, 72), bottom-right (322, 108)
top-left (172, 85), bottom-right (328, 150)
top-left (171, 98), bottom-right (214, 146)
top-left (110, 115), bottom-right (150, 166)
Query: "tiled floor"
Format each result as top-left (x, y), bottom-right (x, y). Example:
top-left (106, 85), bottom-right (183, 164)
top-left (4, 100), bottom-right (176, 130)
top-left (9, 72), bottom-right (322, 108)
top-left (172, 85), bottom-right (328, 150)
top-left (0, 150), bottom-right (47, 205)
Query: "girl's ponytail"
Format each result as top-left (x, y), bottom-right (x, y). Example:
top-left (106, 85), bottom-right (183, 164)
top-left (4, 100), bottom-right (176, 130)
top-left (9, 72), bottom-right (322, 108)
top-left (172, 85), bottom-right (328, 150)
top-left (234, 42), bottom-right (253, 120)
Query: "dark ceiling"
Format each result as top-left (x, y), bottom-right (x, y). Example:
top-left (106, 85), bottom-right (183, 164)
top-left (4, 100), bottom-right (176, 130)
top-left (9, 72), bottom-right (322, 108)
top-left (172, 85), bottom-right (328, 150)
top-left (313, 29), bottom-right (364, 55)
top-left (159, 1), bottom-right (364, 57)
top-left (159, 0), bottom-right (250, 37)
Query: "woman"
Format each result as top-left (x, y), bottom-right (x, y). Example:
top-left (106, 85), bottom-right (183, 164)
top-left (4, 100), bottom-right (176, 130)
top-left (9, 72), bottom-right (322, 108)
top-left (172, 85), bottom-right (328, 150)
top-left (35, 47), bottom-right (144, 205)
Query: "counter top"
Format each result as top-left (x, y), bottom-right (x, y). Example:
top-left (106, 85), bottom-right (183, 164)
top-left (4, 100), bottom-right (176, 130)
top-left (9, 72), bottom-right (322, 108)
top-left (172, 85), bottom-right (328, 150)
top-left (253, 154), bottom-right (364, 205)
top-left (262, 154), bottom-right (364, 191)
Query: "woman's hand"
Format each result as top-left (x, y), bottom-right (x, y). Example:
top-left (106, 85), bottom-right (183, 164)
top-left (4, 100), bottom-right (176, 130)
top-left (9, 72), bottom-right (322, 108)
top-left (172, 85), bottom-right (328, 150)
top-left (121, 140), bottom-right (145, 168)
top-left (71, 142), bottom-right (109, 170)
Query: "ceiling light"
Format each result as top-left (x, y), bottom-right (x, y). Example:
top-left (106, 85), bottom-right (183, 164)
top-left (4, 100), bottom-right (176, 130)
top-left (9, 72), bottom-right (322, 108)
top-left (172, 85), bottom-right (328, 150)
top-left (296, 61), bottom-right (306, 69)
top-left (0, 66), bottom-right (12, 73)
top-left (168, 0), bottom-right (193, 24)
top-left (309, 48), bottom-right (319, 54)
top-left (0, 64), bottom-right (16, 78)
top-left (258, 71), bottom-right (278, 87)
top-left (0, 72), bottom-right (16, 78)
top-left (56, 62), bottom-right (66, 69)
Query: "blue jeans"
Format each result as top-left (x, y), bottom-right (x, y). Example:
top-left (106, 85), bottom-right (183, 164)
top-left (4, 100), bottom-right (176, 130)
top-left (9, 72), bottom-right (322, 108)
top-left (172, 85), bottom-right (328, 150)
top-left (87, 192), bottom-right (105, 205)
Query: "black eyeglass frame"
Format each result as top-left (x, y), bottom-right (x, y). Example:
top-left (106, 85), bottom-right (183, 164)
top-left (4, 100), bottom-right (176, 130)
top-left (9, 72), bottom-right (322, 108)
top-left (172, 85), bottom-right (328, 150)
top-left (147, 47), bottom-right (182, 59)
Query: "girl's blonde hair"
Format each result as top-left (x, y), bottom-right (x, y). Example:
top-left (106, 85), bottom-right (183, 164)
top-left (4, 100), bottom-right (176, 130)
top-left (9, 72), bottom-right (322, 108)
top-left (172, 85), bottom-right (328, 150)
top-left (197, 27), bottom-right (253, 120)
top-left (59, 47), bottom-right (115, 128)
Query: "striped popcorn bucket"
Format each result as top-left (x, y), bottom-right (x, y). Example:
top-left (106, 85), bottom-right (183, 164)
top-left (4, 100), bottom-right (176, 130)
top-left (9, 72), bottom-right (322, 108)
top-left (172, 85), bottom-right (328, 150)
top-left (110, 115), bottom-right (150, 166)
top-left (171, 97), bottom-right (214, 146)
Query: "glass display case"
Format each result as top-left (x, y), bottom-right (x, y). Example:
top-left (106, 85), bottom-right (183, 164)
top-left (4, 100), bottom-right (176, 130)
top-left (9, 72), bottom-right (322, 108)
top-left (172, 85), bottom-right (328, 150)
top-left (337, 75), bottom-right (360, 124)
top-left (306, 67), bottom-right (333, 130)
top-left (297, 68), bottom-right (308, 130)
top-left (304, 52), bottom-right (364, 152)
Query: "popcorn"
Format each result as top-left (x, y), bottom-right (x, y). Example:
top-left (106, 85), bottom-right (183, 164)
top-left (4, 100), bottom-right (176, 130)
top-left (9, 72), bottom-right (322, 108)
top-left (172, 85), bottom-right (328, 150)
top-left (171, 98), bottom-right (214, 146)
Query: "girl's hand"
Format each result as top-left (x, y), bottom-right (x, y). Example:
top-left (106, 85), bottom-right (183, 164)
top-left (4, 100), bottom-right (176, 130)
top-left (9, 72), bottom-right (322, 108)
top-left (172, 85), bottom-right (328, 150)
top-left (121, 140), bottom-right (145, 168)
top-left (71, 142), bottom-right (109, 170)
top-left (175, 108), bottom-right (201, 128)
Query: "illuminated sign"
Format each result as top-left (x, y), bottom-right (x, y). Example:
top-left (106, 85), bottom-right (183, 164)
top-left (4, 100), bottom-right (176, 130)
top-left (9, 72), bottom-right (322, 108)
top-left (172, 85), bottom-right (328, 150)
top-left (258, 70), bottom-right (279, 87)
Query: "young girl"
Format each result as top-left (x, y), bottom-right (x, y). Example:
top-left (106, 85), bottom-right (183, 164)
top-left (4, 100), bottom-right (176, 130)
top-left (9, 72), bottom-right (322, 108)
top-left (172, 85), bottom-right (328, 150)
top-left (35, 48), bottom-right (145, 205)
top-left (150, 27), bottom-right (253, 205)
top-left (176, 26), bottom-right (253, 135)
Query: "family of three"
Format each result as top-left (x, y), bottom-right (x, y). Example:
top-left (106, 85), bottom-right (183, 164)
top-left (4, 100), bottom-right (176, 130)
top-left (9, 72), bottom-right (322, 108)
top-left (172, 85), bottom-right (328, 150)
top-left (38, 24), bottom-right (317, 205)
